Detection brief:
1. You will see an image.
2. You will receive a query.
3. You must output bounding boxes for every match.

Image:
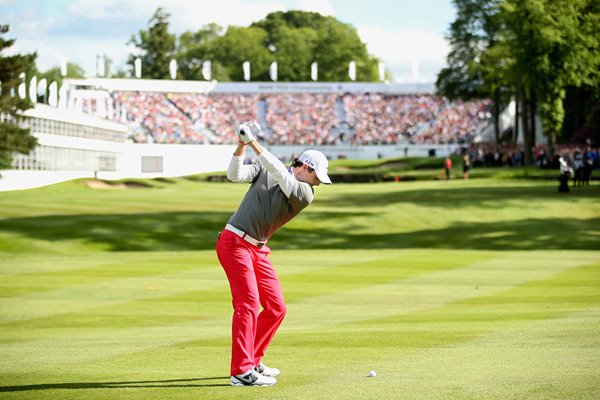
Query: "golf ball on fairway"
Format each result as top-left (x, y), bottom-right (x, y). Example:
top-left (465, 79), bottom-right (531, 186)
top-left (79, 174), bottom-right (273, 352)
top-left (369, 371), bottom-right (376, 377)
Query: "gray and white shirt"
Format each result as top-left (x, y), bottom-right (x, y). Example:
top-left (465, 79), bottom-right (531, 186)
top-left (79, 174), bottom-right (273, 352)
top-left (226, 150), bottom-right (314, 241)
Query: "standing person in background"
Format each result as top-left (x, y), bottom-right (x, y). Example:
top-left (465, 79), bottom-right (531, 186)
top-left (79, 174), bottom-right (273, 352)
top-left (216, 120), bottom-right (331, 386)
top-left (445, 157), bottom-right (453, 180)
top-left (462, 155), bottom-right (471, 180)
top-left (573, 153), bottom-right (584, 187)
top-left (558, 157), bottom-right (571, 193)
top-left (583, 155), bottom-right (593, 186)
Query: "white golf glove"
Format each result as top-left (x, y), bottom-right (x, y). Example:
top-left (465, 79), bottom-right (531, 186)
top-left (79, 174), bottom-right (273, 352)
top-left (237, 120), bottom-right (261, 144)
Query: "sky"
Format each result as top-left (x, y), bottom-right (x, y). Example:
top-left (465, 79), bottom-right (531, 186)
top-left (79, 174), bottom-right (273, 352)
top-left (1, 0), bottom-right (456, 83)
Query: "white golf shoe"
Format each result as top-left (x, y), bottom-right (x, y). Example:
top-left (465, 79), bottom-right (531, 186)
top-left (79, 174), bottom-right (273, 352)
top-left (255, 362), bottom-right (280, 377)
top-left (230, 369), bottom-right (277, 386)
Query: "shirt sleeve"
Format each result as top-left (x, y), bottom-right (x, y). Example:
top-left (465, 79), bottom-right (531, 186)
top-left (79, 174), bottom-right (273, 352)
top-left (227, 156), bottom-right (260, 183)
top-left (256, 150), bottom-right (296, 198)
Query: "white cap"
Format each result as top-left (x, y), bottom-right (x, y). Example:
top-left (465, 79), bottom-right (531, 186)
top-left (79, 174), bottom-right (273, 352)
top-left (298, 150), bottom-right (332, 184)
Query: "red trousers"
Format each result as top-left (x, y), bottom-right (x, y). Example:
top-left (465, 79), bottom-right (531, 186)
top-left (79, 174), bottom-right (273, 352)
top-left (216, 229), bottom-right (287, 376)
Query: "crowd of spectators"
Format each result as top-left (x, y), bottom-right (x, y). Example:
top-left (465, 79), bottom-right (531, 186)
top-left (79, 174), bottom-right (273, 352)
top-left (458, 142), bottom-right (599, 172)
top-left (263, 94), bottom-right (339, 145)
top-left (168, 93), bottom-right (259, 144)
top-left (343, 94), bottom-right (491, 145)
top-left (112, 91), bottom-right (202, 144)
top-left (103, 91), bottom-right (493, 146)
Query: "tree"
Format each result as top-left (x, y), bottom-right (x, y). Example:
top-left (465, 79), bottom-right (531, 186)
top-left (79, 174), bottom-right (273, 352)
top-left (40, 62), bottom-right (85, 90)
top-left (0, 25), bottom-right (37, 172)
top-left (210, 26), bottom-right (272, 81)
top-left (439, 0), bottom-right (600, 161)
top-left (254, 11), bottom-right (380, 82)
top-left (148, 10), bottom-right (383, 82)
top-left (542, 0), bottom-right (600, 144)
top-left (436, 0), bottom-right (508, 148)
top-left (177, 23), bottom-right (228, 81)
top-left (497, 0), bottom-right (600, 161)
top-left (128, 7), bottom-right (176, 79)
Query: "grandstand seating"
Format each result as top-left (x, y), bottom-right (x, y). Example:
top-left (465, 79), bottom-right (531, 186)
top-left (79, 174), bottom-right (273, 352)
top-left (99, 91), bottom-right (491, 146)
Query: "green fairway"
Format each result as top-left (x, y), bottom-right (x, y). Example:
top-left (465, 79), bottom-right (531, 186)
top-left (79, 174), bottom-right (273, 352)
top-left (1, 178), bottom-right (599, 399)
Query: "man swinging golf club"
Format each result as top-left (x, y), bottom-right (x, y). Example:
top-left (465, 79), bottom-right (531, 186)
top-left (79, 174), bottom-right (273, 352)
top-left (216, 120), bottom-right (331, 386)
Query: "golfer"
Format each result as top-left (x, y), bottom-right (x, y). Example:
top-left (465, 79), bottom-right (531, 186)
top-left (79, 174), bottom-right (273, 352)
top-left (216, 120), bottom-right (331, 386)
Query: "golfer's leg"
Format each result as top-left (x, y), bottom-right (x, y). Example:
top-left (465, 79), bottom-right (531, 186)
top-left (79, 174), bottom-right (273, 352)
top-left (216, 231), bottom-right (260, 376)
top-left (253, 248), bottom-right (287, 366)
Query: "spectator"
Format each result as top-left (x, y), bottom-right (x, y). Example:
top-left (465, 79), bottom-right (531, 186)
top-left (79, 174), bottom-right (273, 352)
top-left (463, 155), bottom-right (471, 180)
top-left (445, 157), bottom-right (452, 180)
top-left (558, 157), bottom-right (572, 193)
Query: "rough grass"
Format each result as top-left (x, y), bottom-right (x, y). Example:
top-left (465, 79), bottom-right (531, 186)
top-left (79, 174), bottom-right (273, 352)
top-left (0, 177), bottom-right (598, 400)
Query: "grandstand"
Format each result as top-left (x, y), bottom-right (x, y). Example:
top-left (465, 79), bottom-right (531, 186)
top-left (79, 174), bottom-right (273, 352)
top-left (2, 79), bottom-right (496, 190)
top-left (70, 79), bottom-right (492, 148)
top-left (0, 101), bottom-right (233, 191)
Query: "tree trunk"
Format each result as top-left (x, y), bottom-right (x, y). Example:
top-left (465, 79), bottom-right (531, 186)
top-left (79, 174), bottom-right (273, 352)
top-left (524, 90), bottom-right (537, 166)
top-left (493, 88), bottom-right (500, 150)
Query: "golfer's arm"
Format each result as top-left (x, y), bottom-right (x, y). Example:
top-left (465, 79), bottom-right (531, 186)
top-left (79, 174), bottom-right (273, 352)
top-left (227, 143), bottom-right (255, 183)
top-left (249, 141), bottom-right (295, 198)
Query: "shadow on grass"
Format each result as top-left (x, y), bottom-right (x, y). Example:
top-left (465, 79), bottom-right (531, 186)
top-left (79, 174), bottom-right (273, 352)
top-left (0, 210), bottom-right (597, 251)
top-left (270, 216), bottom-right (600, 250)
top-left (0, 377), bottom-right (231, 392)
top-left (0, 211), bottom-right (231, 252)
top-left (0, 183), bottom-right (598, 251)
top-left (319, 183), bottom-right (600, 209)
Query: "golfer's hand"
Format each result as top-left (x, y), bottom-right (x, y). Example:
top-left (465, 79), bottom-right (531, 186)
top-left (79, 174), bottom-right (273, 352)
top-left (237, 120), bottom-right (261, 144)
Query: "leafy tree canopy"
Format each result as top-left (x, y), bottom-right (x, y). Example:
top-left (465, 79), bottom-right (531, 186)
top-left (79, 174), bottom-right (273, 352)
top-left (170, 10), bottom-right (382, 82)
top-left (128, 8), bottom-right (176, 79)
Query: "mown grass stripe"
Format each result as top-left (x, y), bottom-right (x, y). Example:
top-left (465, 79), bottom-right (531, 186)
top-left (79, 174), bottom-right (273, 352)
top-left (285, 251), bottom-right (597, 330)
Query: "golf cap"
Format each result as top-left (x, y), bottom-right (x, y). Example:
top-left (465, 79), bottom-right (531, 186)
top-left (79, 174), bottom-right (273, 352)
top-left (299, 150), bottom-right (332, 184)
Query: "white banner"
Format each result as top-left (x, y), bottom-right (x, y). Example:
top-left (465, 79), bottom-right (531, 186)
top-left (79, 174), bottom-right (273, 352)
top-left (202, 60), bottom-right (211, 81)
top-left (29, 76), bottom-right (38, 103)
top-left (58, 84), bottom-right (67, 109)
top-left (169, 59), bottom-right (177, 80)
top-left (311, 62), bottom-right (318, 81)
top-left (243, 61), bottom-right (250, 81)
top-left (348, 61), bottom-right (356, 81)
top-left (378, 62), bottom-right (385, 82)
top-left (134, 58), bottom-right (142, 79)
top-left (269, 61), bottom-right (278, 81)
top-left (18, 72), bottom-right (26, 99)
top-left (48, 81), bottom-right (58, 107)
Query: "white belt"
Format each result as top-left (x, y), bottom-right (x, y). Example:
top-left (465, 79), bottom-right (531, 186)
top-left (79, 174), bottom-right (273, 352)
top-left (225, 224), bottom-right (267, 248)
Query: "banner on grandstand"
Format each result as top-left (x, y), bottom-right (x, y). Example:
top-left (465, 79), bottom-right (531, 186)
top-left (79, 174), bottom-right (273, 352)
top-left (349, 61), bottom-right (356, 81)
top-left (311, 62), bottom-right (318, 81)
top-left (169, 59), bottom-right (177, 80)
top-left (18, 73), bottom-right (26, 99)
top-left (29, 76), bottom-right (37, 103)
top-left (202, 61), bottom-right (211, 80)
top-left (243, 61), bottom-right (250, 81)
top-left (58, 85), bottom-right (67, 109)
top-left (134, 58), bottom-right (142, 79)
top-left (48, 81), bottom-right (58, 107)
top-left (269, 61), bottom-right (278, 81)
